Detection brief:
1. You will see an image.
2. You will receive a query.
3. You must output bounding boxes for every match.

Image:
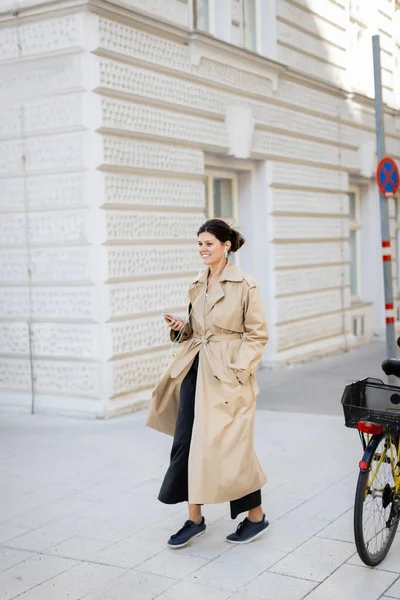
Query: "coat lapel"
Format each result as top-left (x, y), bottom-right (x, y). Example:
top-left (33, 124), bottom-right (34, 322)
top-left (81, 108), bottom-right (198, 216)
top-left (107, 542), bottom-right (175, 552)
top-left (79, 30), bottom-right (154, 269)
top-left (204, 282), bottom-right (225, 316)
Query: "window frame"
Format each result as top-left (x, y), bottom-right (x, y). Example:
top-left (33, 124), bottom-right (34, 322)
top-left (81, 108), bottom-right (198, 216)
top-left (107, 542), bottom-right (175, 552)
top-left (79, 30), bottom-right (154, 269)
top-left (348, 186), bottom-right (362, 303)
top-left (206, 170), bottom-right (239, 226)
top-left (193, 0), bottom-right (261, 54)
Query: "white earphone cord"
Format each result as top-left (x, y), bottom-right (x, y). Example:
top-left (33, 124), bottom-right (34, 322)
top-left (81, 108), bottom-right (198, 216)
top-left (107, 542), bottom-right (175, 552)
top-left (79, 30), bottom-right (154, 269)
top-left (164, 249), bottom-right (229, 367)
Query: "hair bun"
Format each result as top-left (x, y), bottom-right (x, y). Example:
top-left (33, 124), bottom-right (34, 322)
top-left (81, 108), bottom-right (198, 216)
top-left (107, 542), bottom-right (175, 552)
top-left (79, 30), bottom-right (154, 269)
top-left (230, 228), bottom-right (245, 253)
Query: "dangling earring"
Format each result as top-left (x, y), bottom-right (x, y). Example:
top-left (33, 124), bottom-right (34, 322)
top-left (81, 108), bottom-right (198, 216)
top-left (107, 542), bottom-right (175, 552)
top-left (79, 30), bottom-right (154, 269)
top-left (224, 248), bottom-right (228, 258)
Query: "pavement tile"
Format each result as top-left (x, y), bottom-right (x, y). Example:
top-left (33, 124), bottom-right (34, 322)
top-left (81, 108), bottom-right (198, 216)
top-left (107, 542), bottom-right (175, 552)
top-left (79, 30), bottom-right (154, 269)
top-left (186, 545), bottom-right (285, 592)
top-left (269, 536), bottom-right (355, 582)
top-left (15, 561), bottom-right (125, 600)
top-left (316, 509), bottom-right (354, 544)
top-left (0, 547), bottom-right (36, 573)
top-left (382, 574), bottom-right (400, 598)
top-left (261, 513), bottom-right (331, 553)
top-left (156, 580), bottom-right (232, 600)
top-left (80, 570), bottom-right (176, 600)
top-left (243, 571), bottom-right (317, 600)
top-left (176, 519), bottom-right (235, 560)
top-left (5, 498), bottom-right (95, 531)
top-left (0, 524), bottom-right (31, 544)
top-left (46, 536), bottom-right (112, 561)
top-left (304, 564), bottom-right (397, 600)
top-left (293, 477), bottom-right (355, 522)
top-left (6, 520), bottom-right (86, 553)
top-left (136, 548), bottom-right (208, 579)
top-left (0, 554), bottom-right (77, 600)
top-left (347, 534), bottom-right (400, 574)
top-left (92, 526), bottom-right (168, 568)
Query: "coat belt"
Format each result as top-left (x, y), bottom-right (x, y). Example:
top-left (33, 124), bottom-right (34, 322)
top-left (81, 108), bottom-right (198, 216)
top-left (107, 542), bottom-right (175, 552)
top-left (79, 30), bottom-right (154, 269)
top-left (192, 332), bottom-right (242, 343)
top-left (169, 332), bottom-right (242, 378)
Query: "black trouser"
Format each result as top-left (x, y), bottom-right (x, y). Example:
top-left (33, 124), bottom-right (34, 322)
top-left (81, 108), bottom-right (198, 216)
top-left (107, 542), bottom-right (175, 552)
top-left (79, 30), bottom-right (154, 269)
top-left (158, 353), bottom-right (261, 519)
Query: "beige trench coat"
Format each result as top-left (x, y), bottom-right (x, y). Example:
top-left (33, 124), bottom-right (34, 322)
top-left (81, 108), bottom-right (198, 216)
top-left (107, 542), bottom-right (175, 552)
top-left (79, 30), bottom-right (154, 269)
top-left (146, 262), bottom-right (269, 505)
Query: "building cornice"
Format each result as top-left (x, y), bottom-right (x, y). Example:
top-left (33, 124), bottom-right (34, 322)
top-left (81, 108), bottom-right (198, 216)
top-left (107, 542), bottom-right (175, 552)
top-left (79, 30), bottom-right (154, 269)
top-left (1, 0), bottom-right (399, 116)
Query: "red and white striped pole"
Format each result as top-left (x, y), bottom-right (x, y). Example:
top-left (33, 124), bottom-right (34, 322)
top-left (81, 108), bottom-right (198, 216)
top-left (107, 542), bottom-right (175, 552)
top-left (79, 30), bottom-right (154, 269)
top-left (383, 241), bottom-right (395, 324)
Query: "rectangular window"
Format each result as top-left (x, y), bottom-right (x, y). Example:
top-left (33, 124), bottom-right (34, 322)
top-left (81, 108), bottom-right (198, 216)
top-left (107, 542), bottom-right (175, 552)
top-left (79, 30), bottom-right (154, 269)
top-left (194, 0), bottom-right (211, 32)
top-left (348, 188), bottom-right (361, 301)
top-left (206, 170), bottom-right (239, 262)
top-left (243, 0), bottom-right (257, 51)
top-left (193, 0), bottom-right (259, 53)
top-left (207, 171), bottom-right (238, 225)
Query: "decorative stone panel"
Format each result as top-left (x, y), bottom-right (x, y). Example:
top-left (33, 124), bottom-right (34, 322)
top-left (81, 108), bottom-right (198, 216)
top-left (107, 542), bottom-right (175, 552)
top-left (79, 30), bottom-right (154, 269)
top-left (0, 211), bottom-right (89, 247)
top-left (278, 21), bottom-right (347, 69)
top-left (103, 173), bottom-right (205, 208)
top-left (110, 315), bottom-right (172, 358)
top-left (98, 17), bottom-right (191, 72)
top-left (98, 59), bottom-right (225, 116)
top-left (111, 350), bottom-right (169, 396)
top-left (275, 242), bottom-right (348, 268)
top-left (0, 95), bottom-right (83, 138)
top-left (0, 323), bottom-right (98, 359)
top-left (0, 133), bottom-right (91, 176)
top-left (0, 55), bottom-right (85, 100)
top-left (96, 59), bottom-right (358, 149)
top-left (0, 287), bottom-right (97, 320)
top-left (194, 58), bottom-right (272, 96)
top-left (113, 0), bottom-right (189, 27)
top-left (271, 190), bottom-right (349, 215)
top-left (106, 279), bottom-right (188, 319)
top-left (270, 162), bottom-right (349, 192)
top-left (0, 14), bottom-right (89, 62)
top-left (276, 265), bottom-right (349, 296)
top-left (97, 18), bottom-right (272, 96)
top-left (0, 248), bottom-right (95, 283)
top-left (0, 139), bottom-right (24, 175)
top-left (278, 312), bottom-right (346, 351)
top-left (254, 131), bottom-right (359, 169)
top-left (277, 289), bottom-right (349, 324)
top-left (277, 45), bottom-right (346, 89)
top-left (0, 173), bottom-right (88, 212)
top-left (105, 211), bottom-right (204, 242)
top-left (102, 136), bottom-right (204, 174)
top-left (106, 245), bottom-right (199, 280)
top-left (24, 134), bottom-right (89, 174)
top-left (273, 216), bottom-right (348, 240)
top-left (101, 99), bottom-right (227, 149)
top-left (0, 358), bottom-right (100, 396)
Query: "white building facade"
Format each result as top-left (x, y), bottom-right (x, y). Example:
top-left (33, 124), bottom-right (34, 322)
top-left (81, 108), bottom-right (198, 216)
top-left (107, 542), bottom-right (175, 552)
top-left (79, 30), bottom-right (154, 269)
top-left (0, 0), bottom-right (400, 417)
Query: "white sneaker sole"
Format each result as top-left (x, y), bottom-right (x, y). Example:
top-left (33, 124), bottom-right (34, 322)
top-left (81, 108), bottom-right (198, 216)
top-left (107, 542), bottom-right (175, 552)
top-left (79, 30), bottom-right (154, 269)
top-left (225, 524), bottom-right (269, 544)
top-left (167, 529), bottom-right (205, 549)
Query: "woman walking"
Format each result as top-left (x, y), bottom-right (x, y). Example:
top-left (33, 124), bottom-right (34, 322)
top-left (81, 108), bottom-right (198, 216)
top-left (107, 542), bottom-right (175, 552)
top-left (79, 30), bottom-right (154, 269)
top-left (147, 219), bottom-right (269, 548)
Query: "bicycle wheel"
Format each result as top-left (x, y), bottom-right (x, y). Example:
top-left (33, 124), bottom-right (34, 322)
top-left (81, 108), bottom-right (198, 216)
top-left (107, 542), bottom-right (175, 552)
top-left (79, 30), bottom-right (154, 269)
top-left (354, 434), bottom-right (400, 566)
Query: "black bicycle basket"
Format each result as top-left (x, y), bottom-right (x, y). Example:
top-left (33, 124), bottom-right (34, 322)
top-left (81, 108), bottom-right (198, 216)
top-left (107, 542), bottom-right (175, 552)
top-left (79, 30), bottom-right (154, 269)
top-left (342, 377), bottom-right (400, 433)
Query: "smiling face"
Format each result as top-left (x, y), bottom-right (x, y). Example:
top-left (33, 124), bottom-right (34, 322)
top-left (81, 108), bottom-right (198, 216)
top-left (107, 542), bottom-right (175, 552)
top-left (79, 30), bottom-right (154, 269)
top-left (198, 232), bottom-right (230, 268)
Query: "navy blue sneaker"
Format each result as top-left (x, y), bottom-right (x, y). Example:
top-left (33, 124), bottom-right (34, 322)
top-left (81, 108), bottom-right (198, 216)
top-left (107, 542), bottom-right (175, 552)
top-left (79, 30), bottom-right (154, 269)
top-left (226, 514), bottom-right (269, 544)
top-left (167, 517), bottom-right (206, 548)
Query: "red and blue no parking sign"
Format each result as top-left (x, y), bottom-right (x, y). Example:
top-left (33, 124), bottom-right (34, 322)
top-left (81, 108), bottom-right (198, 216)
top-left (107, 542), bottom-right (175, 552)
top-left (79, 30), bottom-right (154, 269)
top-left (376, 157), bottom-right (400, 197)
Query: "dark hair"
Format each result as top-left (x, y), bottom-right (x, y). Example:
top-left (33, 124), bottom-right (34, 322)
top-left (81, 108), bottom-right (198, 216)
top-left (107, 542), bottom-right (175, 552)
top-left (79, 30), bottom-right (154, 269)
top-left (197, 219), bottom-right (245, 253)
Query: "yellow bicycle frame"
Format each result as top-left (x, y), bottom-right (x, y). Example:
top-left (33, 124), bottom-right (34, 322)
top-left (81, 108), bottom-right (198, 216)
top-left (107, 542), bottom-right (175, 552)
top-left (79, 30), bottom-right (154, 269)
top-left (367, 435), bottom-right (400, 494)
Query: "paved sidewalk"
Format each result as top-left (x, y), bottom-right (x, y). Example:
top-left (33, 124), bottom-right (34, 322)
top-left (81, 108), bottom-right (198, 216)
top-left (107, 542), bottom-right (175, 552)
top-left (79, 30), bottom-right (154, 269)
top-left (1, 343), bottom-right (400, 600)
top-left (258, 342), bottom-right (389, 414)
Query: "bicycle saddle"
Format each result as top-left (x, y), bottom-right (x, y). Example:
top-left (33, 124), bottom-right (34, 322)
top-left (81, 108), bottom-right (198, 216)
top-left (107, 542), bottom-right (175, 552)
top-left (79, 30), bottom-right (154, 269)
top-left (382, 359), bottom-right (400, 378)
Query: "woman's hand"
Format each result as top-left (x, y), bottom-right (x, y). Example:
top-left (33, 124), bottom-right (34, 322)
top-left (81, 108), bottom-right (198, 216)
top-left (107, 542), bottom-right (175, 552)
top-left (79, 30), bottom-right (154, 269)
top-left (164, 314), bottom-right (184, 332)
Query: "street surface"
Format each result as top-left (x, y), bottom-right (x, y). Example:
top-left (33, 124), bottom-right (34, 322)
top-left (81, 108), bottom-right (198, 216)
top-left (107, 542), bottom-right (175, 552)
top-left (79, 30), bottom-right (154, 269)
top-left (1, 342), bottom-right (400, 599)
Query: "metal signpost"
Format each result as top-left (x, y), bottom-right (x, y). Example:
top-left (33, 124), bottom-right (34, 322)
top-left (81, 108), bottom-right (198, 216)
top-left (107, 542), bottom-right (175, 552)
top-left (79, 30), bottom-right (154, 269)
top-left (372, 35), bottom-right (400, 378)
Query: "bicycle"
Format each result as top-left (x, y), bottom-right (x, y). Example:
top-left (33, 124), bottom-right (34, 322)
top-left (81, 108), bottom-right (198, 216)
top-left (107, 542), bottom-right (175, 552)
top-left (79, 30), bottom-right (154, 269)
top-left (342, 345), bottom-right (400, 566)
